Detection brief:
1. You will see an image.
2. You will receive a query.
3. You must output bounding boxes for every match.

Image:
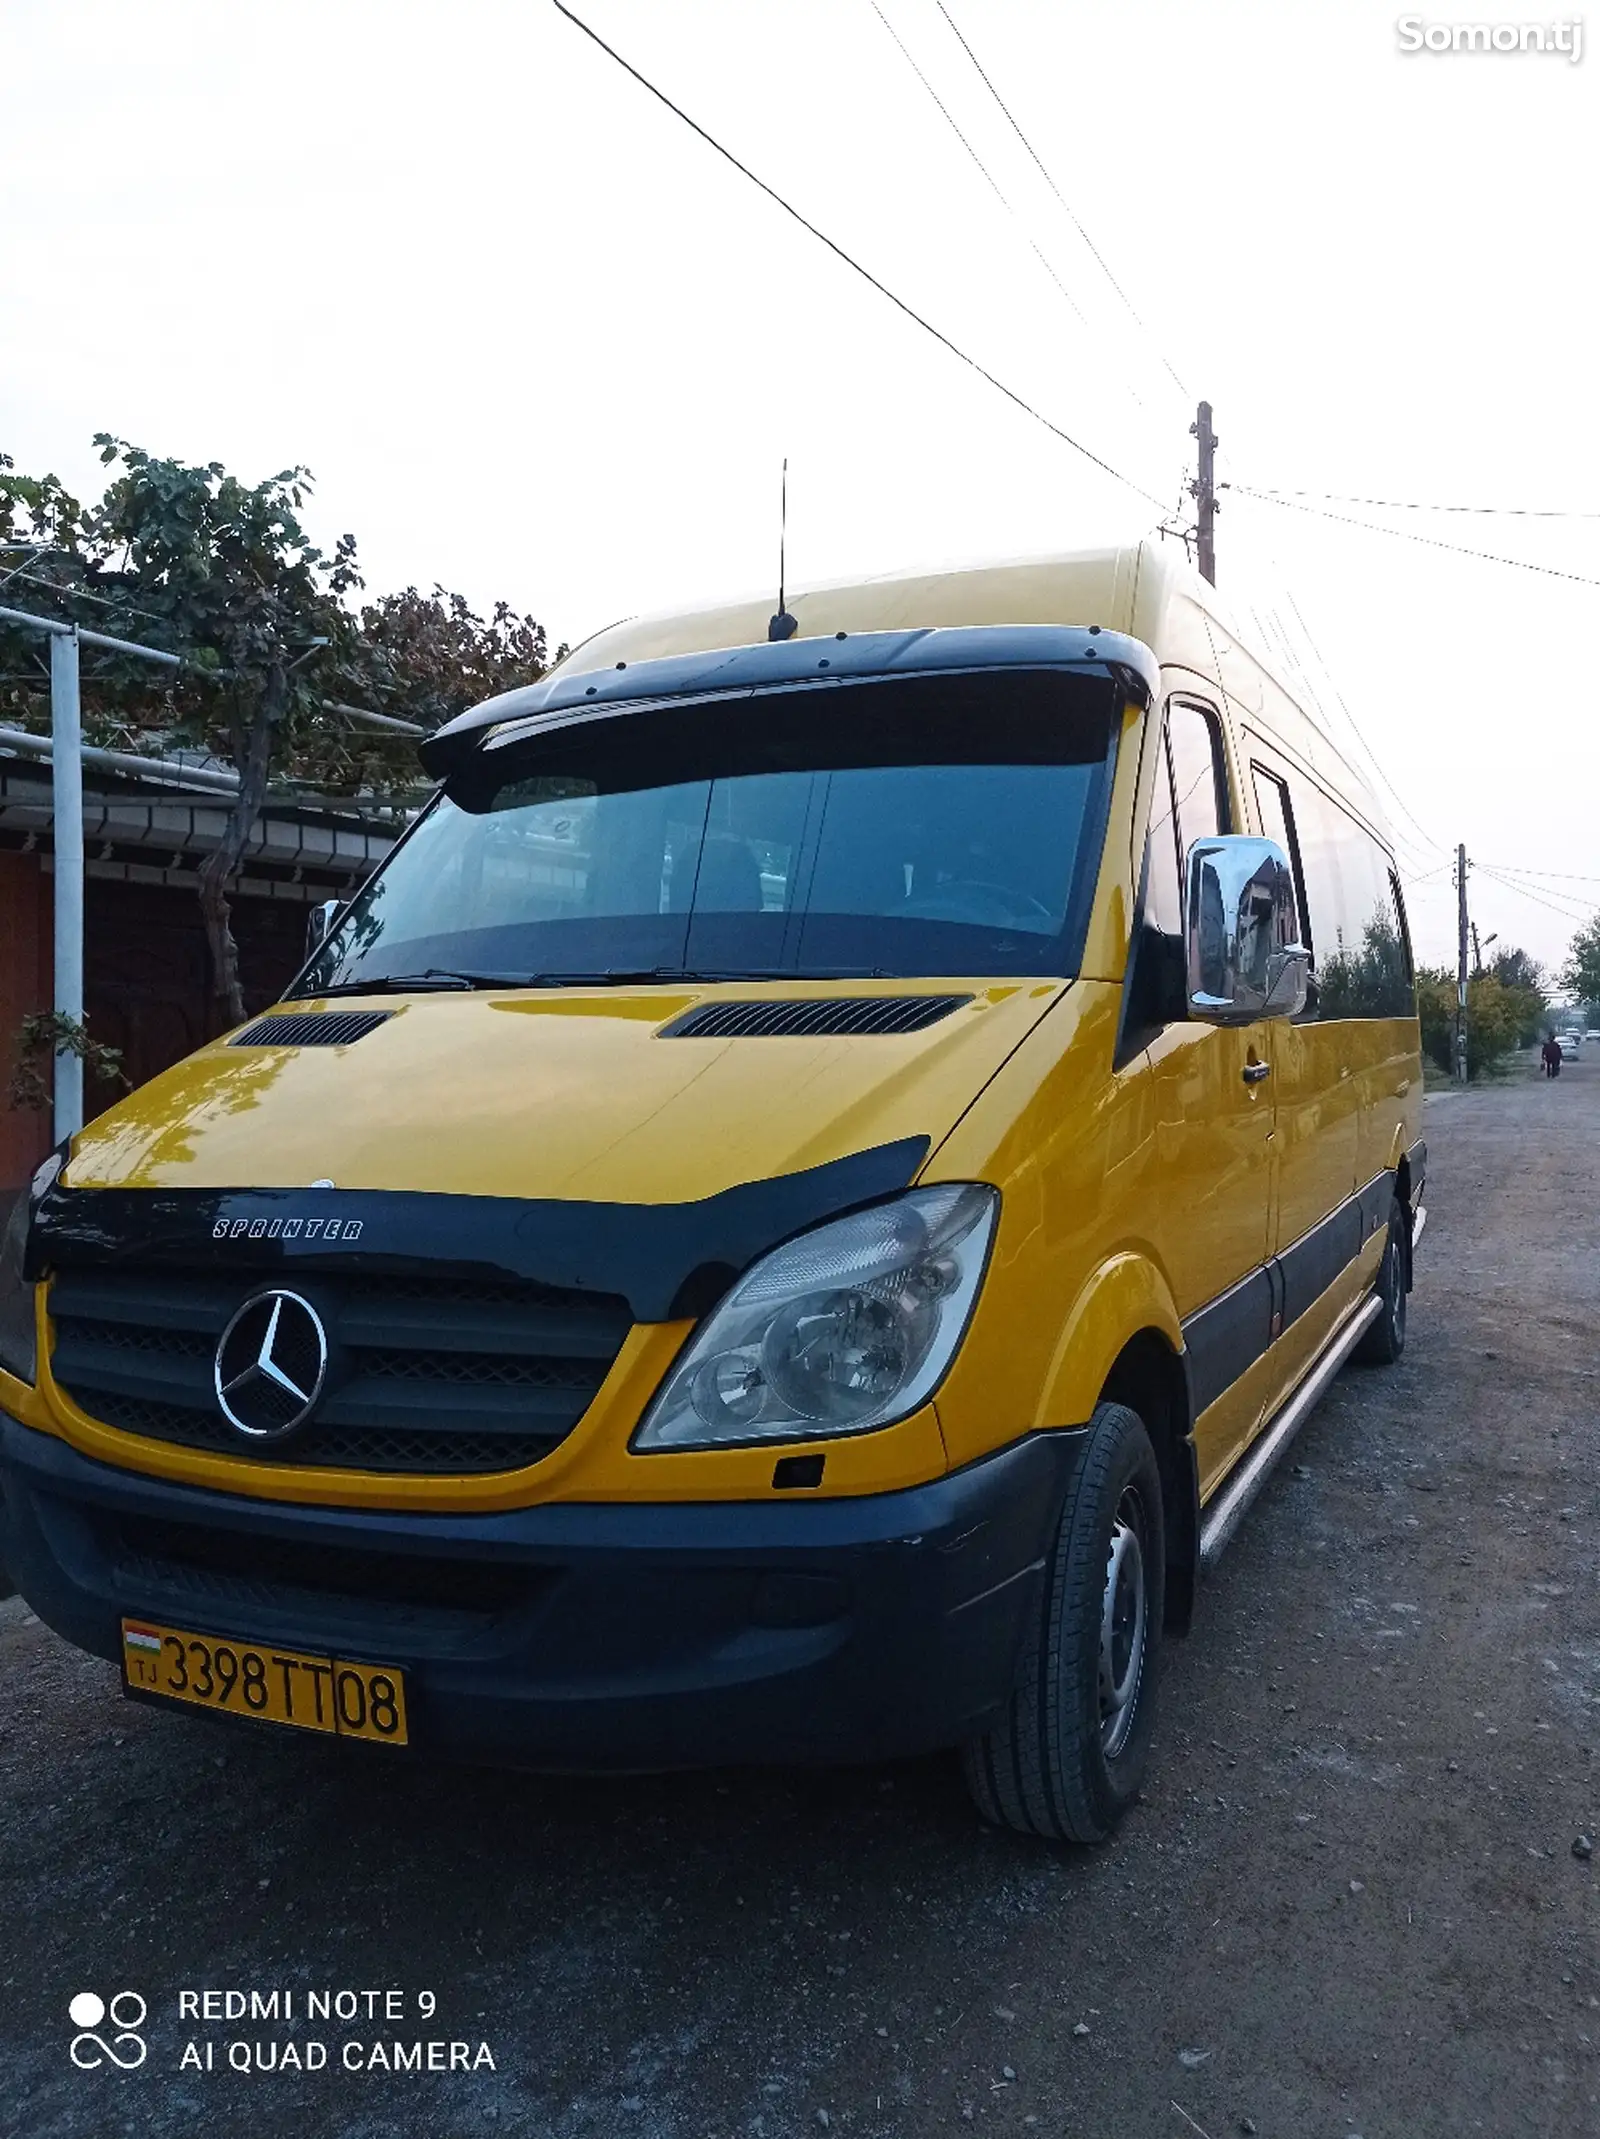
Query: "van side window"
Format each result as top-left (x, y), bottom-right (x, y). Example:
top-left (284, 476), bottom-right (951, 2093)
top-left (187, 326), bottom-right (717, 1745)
top-left (1319, 827), bottom-right (1413, 1018)
top-left (1145, 702), bottom-right (1227, 937)
top-left (1288, 780), bottom-right (1414, 1019)
top-left (1168, 702), bottom-right (1228, 855)
top-left (1144, 738), bottom-right (1183, 936)
top-left (1250, 765), bottom-right (1310, 953)
top-left (1390, 869), bottom-right (1415, 986)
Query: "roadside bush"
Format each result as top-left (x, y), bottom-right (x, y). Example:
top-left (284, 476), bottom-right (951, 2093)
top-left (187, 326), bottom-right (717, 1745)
top-left (1558, 915), bottom-right (1600, 1012)
top-left (1415, 969), bottom-right (1526, 1079)
top-left (1487, 947), bottom-right (1548, 1046)
top-left (1507, 987), bottom-right (1548, 1048)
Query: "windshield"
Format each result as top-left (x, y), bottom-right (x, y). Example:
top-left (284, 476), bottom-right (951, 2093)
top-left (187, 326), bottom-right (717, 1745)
top-left (296, 670), bottom-right (1118, 993)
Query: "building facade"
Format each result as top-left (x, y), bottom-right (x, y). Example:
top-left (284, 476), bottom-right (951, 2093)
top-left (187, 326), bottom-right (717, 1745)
top-left (0, 750), bottom-right (397, 1195)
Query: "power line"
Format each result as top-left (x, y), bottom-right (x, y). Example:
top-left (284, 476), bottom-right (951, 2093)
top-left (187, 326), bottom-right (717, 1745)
top-left (866, 1), bottom-right (1091, 333)
top-left (1240, 576), bottom-right (1436, 867)
top-left (1246, 596), bottom-right (1434, 867)
top-left (1480, 861), bottom-right (1600, 886)
top-left (934, 0), bottom-right (1190, 403)
top-left (0, 565), bottom-right (182, 642)
top-left (1475, 865), bottom-right (1598, 923)
top-left (1231, 484), bottom-right (1600, 591)
top-left (1237, 525), bottom-right (1479, 874)
top-left (1281, 592), bottom-right (1450, 861)
top-left (551, 0), bottom-right (1170, 512)
top-left (1245, 486), bottom-right (1600, 522)
top-left (1482, 868), bottom-right (1598, 916)
top-left (1383, 825), bottom-right (1442, 877)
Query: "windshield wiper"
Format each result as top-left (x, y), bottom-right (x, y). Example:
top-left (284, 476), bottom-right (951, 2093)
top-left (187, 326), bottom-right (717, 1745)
top-left (586, 967), bottom-right (770, 986)
top-left (301, 964), bottom-right (898, 999)
top-left (579, 966), bottom-right (900, 985)
top-left (324, 967), bottom-right (782, 993)
top-left (306, 969), bottom-right (544, 995)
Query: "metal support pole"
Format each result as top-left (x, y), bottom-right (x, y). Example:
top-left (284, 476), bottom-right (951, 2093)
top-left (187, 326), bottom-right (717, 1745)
top-left (1191, 401), bottom-right (1218, 586)
top-left (1455, 842), bottom-right (1469, 1085)
top-left (50, 628), bottom-right (85, 1141)
top-left (0, 603), bottom-right (181, 667)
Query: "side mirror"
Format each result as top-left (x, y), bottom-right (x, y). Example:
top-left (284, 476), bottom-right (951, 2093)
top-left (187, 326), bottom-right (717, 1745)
top-left (305, 899), bottom-right (340, 958)
top-left (1185, 836), bottom-right (1309, 1024)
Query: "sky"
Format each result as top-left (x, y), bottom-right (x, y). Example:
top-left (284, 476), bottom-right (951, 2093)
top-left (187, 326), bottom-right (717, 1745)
top-left (4, 0), bottom-right (1598, 976)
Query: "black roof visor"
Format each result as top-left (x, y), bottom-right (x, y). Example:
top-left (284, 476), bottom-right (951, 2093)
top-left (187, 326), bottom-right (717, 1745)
top-left (419, 625), bottom-right (1159, 780)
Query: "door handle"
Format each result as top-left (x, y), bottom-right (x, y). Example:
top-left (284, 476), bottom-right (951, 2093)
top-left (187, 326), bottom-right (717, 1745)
top-left (1242, 1060), bottom-right (1272, 1085)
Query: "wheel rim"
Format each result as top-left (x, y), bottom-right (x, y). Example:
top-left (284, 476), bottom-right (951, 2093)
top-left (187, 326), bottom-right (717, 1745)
top-left (1098, 1488), bottom-right (1149, 1759)
top-left (1389, 1221), bottom-right (1407, 1344)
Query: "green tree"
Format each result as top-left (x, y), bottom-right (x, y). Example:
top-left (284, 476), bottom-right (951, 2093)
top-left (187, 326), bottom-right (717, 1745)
top-left (1416, 968), bottom-right (1525, 1080)
top-left (0, 439), bottom-right (558, 1025)
top-left (87, 440), bottom-right (371, 1023)
top-left (1486, 944), bottom-right (1547, 1047)
top-left (1558, 915), bottom-right (1600, 1014)
top-left (1489, 944), bottom-right (1543, 993)
top-left (355, 587), bottom-right (553, 730)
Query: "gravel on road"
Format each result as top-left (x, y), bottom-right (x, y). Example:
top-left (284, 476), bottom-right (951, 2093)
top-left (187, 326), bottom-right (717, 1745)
top-left (2, 1057), bottom-right (1596, 2139)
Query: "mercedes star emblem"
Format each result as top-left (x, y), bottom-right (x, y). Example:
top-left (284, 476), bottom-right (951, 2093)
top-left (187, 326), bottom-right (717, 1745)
top-left (213, 1290), bottom-right (329, 1441)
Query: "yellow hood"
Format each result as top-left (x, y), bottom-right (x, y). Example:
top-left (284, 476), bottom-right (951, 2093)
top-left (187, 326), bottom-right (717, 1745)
top-left (66, 982), bottom-right (1068, 1203)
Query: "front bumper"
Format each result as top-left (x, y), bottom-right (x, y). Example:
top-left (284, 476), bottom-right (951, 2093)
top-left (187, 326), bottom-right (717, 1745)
top-left (0, 1413), bottom-right (1084, 1770)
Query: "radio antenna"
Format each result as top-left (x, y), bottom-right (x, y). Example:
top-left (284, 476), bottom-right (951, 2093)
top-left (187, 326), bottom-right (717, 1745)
top-left (768, 457), bottom-right (798, 641)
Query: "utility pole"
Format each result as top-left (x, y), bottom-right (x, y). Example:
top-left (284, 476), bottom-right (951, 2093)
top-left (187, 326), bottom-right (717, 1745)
top-left (50, 629), bottom-right (84, 1142)
top-left (1471, 921), bottom-right (1482, 977)
top-left (1456, 843), bottom-right (1470, 1084)
top-left (1190, 401), bottom-right (1218, 585)
top-left (0, 604), bottom-right (183, 1143)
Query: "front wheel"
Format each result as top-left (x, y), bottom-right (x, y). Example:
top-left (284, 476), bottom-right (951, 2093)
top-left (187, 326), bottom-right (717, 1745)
top-left (961, 1402), bottom-right (1165, 1844)
top-left (1354, 1193), bottom-right (1409, 1366)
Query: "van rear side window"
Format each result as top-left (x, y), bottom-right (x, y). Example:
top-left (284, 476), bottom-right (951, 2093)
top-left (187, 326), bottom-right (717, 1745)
top-left (1251, 759), bottom-right (1413, 1020)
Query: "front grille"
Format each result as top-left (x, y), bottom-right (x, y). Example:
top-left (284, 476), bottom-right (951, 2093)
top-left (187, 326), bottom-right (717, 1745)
top-left (231, 1010), bottom-right (392, 1047)
top-left (106, 1512), bottom-right (538, 1639)
top-left (65, 1319), bottom-right (211, 1362)
top-left (48, 1267), bottom-right (632, 1476)
top-left (661, 994), bottom-right (970, 1039)
top-left (357, 1348), bottom-right (592, 1387)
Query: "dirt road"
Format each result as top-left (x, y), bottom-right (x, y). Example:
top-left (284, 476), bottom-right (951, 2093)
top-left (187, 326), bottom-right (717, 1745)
top-left (2, 1058), bottom-right (1596, 2139)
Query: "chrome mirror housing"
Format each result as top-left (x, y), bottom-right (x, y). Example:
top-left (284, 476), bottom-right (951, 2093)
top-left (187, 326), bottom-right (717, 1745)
top-left (305, 899), bottom-right (340, 958)
top-left (1185, 836), bottom-right (1309, 1024)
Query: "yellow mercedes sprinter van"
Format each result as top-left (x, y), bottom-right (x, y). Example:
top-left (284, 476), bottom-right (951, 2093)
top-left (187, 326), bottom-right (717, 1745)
top-left (0, 544), bottom-right (1425, 1842)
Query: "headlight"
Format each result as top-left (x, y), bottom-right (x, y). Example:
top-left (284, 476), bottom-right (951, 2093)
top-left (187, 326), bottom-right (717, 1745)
top-left (633, 1183), bottom-right (998, 1453)
top-left (0, 1148), bottom-right (64, 1386)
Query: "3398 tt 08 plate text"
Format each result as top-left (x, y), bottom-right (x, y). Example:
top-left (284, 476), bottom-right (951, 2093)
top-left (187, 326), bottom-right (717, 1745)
top-left (121, 1619), bottom-right (408, 1745)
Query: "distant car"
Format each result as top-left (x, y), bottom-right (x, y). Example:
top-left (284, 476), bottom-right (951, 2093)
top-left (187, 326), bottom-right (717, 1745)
top-left (1586, 1029), bottom-right (1600, 1044)
top-left (1559, 1034), bottom-right (1581, 1061)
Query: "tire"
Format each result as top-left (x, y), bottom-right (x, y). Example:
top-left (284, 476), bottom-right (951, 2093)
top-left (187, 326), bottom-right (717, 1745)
top-left (961, 1402), bottom-right (1165, 1844)
top-left (1354, 1192), bottom-right (1409, 1366)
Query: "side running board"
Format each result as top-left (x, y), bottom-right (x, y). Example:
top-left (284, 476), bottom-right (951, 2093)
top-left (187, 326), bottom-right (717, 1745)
top-left (1198, 1291), bottom-right (1383, 1567)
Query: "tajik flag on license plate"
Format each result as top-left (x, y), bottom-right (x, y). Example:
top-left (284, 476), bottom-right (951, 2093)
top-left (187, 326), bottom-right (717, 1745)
top-left (123, 1626), bottom-right (163, 1656)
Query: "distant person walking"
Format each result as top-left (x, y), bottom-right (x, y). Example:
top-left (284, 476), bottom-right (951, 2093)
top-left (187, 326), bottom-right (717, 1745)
top-left (1541, 1035), bottom-right (1563, 1078)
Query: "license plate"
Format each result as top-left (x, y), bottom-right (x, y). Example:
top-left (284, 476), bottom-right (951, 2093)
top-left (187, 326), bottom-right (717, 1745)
top-left (120, 1618), bottom-right (408, 1746)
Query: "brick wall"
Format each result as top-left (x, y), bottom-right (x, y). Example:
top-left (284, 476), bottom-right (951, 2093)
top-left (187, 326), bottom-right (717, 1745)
top-left (0, 855), bottom-right (309, 1191)
top-left (0, 850), bottom-right (52, 1192)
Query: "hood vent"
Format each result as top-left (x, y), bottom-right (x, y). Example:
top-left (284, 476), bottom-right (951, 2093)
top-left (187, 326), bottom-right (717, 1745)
top-left (661, 995), bottom-right (970, 1040)
top-left (231, 1010), bottom-right (392, 1048)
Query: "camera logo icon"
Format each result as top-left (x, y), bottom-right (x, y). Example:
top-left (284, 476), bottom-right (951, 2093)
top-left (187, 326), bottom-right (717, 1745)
top-left (69, 1991), bottom-right (148, 2070)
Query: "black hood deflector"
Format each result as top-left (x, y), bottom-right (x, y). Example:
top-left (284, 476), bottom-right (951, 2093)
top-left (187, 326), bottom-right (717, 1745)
top-left (29, 1138), bottom-right (931, 1323)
